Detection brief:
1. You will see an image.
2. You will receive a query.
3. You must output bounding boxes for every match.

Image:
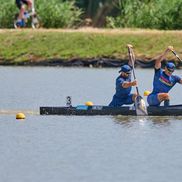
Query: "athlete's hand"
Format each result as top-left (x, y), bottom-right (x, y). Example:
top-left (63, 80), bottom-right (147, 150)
top-left (167, 46), bottom-right (174, 51)
top-left (131, 80), bottom-right (137, 86)
top-left (127, 44), bottom-right (133, 48)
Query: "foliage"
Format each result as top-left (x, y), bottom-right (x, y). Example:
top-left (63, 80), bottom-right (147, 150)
top-left (0, 0), bottom-right (17, 28)
top-left (36, 0), bottom-right (82, 28)
top-left (106, 0), bottom-right (182, 30)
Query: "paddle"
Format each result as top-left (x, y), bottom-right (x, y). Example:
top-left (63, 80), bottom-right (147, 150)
top-left (171, 50), bottom-right (182, 62)
top-left (127, 45), bottom-right (148, 116)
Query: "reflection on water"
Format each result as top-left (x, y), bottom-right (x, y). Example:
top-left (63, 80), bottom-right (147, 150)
top-left (113, 115), bottom-right (137, 127)
top-left (113, 115), bottom-right (182, 127)
top-left (149, 116), bottom-right (171, 126)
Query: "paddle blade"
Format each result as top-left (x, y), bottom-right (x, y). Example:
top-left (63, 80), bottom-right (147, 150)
top-left (135, 96), bottom-right (148, 116)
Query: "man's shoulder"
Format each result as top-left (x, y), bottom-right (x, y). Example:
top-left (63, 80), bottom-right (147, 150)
top-left (116, 76), bottom-right (127, 83)
top-left (117, 76), bottom-right (124, 81)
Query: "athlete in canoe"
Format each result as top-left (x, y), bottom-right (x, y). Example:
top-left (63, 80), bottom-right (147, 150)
top-left (147, 46), bottom-right (182, 106)
top-left (109, 45), bottom-right (137, 107)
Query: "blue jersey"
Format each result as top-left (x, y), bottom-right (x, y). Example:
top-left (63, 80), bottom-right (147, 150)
top-left (152, 68), bottom-right (180, 94)
top-left (115, 75), bottom-right (132, 98)
top-left (109, 74), bottom-right (134, 107)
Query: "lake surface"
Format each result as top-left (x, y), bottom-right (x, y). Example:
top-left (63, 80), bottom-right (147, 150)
top-left (0, 66), bottom-right (182, 182)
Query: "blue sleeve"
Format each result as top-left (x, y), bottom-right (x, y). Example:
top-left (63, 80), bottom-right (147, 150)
top-left (174, 75), bottom-right (181, 83)
top-left (154, 68), bottom-right (162, 76)
top-left (116, 78), bottom-right (124, 88)
top-left (155, 68), bottom-right (161, 73)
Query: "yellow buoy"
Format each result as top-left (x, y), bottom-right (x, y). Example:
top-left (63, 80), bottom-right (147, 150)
top-left (16, 113), bottom-right (26, 119)
top-left (144, 90), bottom-right (151, 96)
top-left (85, 101), bottom-right (94, 106)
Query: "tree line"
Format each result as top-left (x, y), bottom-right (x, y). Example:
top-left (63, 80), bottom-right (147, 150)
top-left (0, 0), bottom-right (182, 29)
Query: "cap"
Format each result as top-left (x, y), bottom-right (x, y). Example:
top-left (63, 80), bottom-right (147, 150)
top-left (119, 65), bottom-right (132, 73)
top-left (166, 62), bottom-right (175, 71)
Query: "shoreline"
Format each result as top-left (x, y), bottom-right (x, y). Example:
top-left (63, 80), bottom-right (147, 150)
top-left (0, 57), bottom-right (180, 68)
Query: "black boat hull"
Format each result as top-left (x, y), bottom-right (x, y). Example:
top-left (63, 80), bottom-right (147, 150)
top-left (40, 105), bottom-right (182, 116)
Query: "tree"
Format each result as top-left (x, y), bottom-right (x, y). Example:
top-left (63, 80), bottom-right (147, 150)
top-left (75, 0), bottom-right (119, 27)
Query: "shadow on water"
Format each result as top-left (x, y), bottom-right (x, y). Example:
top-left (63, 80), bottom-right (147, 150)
top-left (113, 115), bottom-right (182, 127)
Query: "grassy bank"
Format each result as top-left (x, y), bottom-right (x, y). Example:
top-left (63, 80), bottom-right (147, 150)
top-left (0, 28), bottom-right (182, 64)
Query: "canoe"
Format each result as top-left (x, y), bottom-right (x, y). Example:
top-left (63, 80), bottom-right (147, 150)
top-left (40, 104), bottom-right (182, 116)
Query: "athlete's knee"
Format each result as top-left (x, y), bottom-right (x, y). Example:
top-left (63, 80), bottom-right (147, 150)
top-left (158, 93), bottom-right (170, 101)
top-left (163, 93), bottom-right (170, 100)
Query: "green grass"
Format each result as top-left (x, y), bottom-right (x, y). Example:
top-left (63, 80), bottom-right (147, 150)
top-left (0, 29), bottom-right (182, 64)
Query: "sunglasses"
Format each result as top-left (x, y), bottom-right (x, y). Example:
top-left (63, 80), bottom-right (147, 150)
top-left (167, 68), bottom-right (174, 73)
top-left (125, 72), bottom-right (131, 75)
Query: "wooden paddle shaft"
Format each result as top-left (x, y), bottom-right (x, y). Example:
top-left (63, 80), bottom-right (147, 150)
top-left (128, 47), bottom-right (139, 95)
top-left (171, 50), bottom-right (182, 62)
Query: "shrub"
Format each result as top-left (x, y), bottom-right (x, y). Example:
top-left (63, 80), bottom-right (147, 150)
top-left (106, 0), bottom-right (182, 30)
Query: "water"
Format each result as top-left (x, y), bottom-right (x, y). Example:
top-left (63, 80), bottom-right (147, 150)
top-left (0, 66), bottom-right (182, 182)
